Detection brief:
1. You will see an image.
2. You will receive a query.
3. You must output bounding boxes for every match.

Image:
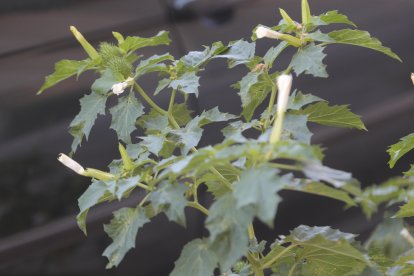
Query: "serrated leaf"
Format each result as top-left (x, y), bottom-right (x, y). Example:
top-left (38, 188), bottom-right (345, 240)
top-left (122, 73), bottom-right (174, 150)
top-left (139, 135), bottom-right (166, 156)
top-left (69, 91), bottom-right (107, 152)
top-left (148, 181), bottom-right (188, 226)
top-left (116, 176), bottom-right (140, 200)
top-left (110, 92), bottom-right (145, 143)
top-left (135, 53), bottom-right (173, 78)
top-left (171, 116), bottom-right (203, 155)
top-left (119, 30), bottom-right (170, 53)
top-left (103, 207), bottom-right (149, 268)
top-left (285, 179), bottom-right (356, 206)
top-left (404, 165), bottom-right (414, 177)
top-left (170, 238), bottom-right (217, 276)
top-left (91, 69), bottom-right (123, 94)
top-left (290, 43), bottom-right (328, 78)
top-left (388, 134), bottom-right (414, 168)
top-left (394, 200), bottom-right (414, 218)
top-left (287, 90), bottom-right (323, 110)
top-left (38, 59), bottom-right (93, 94)
top-left (199, 107), bottom-right (238, 126)
top-left (154, 78), bottom-right (171, 95)
top-left (140, 112), bottom-right (170, 134)
top-left (169, 72), bottom-right (200, 96)
top-left (283, 114), bottom-right (313, 144)
top-left (221, 120), bottom-right (259, 143)
top-left (206, 194), bottom-right (255, 271)
top-left (303, 162), bottom-right (353, 188)
top-left (317, 10), bottom-right (356, 27)
top-left (328, 29), bottom-right (401, 62)
top-left (263, 41), bottom-right (289, 67)
top-left (171, 103), bottom-right (193, 126)
top-left (215, 40), bottom-right (256, 68)
top-left (77, 180), bottom-right (114, 235)
top-left (306, 30), bottom-right (335, 43)
top-left (297, 101), bottom-right (366, 130)
top-left (182, 41), bottom-right (226, 68)
top-left (234, 166), bottom-right (290, 226)
top-left (283, 225), bottom-right (368, 275)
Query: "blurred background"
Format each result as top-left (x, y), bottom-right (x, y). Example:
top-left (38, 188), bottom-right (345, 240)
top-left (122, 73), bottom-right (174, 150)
top-left (0, 0), bottom-right (413, 275)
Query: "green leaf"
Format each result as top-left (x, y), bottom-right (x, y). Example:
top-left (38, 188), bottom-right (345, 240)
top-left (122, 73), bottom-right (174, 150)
top-left (283, 114), bottom-right (313, 144)
top-left (317, 10), bottom-right (356, 27)
top-left (222, 120), bottom-right (259, 143)
top-left (119, 30), bottom-right (170, 53)
top-left (139, 135), bottom-right (166, 156)
top-left (301, 0), bottom-right (312, 26)
top-left (139, 112), bottom-right (170, 134)
top-left (171, 103), bottom-right (193, 126)
top-left (263, 41), bottom-right (289, 68)
top-left (234, 166), bottom-right (290, 226)
top-left (103, 207), bottom-right (149, 268)
top-left (171, 116), bottom-right (203, 155)
top-left (206, 194), bottom-right (254, 271)
top-left (297, 101), bottom-right (366, 130)
top-left (135, 53), bottom-right (173, 78)
top-left (279, 8), bottom-right (296, 27)
top-left (303, 162), bottom-right (353, 188)
top-left (404, 165), bottom-right (414, 177)
top-left (290, 43), bottom-right (328, 78)
top-left (110, 92), bottom-right (145, 143)
top-left (69, 91), bottom-right (107, 152)
top-left (287, 90), bottom-right (323, 110)
top-left (91, 69), bottom-right (123, 94)
top-left (284, 225), bottom-right (368, 275)
top-left (169, 72), bottom-right (200, 96)
top-left (239, 72), bottom-right (273, 121)
top-left (285, 179), bottom-right (356, 206)
top-left (328, 29), bottom-right (402, 62)
top-left (37, 59), bottom-right (93, 94)
top-left (215, 40), bottom-right (256, 68)
top-left (306, 30), bottom-right (336, 43)
top-left (199, 107), bottom-right (238, 126)
top-left (388, 134), bottom-right (414, 168)
top-left (115, 176), bottom-right (141, 200)
top-left (170, 238), bottom-right (217, 276)
top-left (148, 181), bottom-right (188, 226)
top-left (154, 78), bottom-right (171, 95)
top-left (77, 180), bottom-right (114, 235)
top-left (182, 41), bottom-right (226, 68)
top-left (394, 200), bottom-right (414, 218)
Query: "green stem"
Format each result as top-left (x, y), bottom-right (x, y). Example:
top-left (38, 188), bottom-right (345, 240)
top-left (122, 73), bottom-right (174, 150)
top-left (261, 244), bottom-right (297, 269)
top-left (268, 163), bottom-right (302, 171)
top-left (168, 89), bottom-right (177, 114)
top-left (246, 253), bottom-right (264, 276)
top-left (264, 83), bottom-right (277, 130)
top-left (187, 201), bottom-right (209, 215)
top-left (288, 261), bottom-right (298, 276)
top-left (136, 182), bottom-right (153, 191)
top-left (138, 192), bottom-right (151, 207)
top-left (134, 82), bottom-right (167, 115)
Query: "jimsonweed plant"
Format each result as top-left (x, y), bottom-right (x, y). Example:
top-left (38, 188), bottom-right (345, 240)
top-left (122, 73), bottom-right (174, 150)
top-left (38, 0), bottom-right (414, 275)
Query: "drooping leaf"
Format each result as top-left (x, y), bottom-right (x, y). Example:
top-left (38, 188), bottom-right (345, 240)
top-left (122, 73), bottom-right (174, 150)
top-left (296, 101), bottom-right (366, 130)
top-left (290, 43), bottom-right (328, 78)
top-left (38, 59), bottom-right (93, 94)
top-left (148, 181), bottom-right (188, 226)
top-left (69, 91), bottom-right (107, 152)
top-left (316, 10), bottom-right (356, 27)
top-left (303, 162), bottom-right (353, 188)
top-left (234, 166), bottom-right (290, 226)
top-left (171, 116), bottom-right (203, 155)
top-left (387, 134), bottom-right (414, 168)
top-left (135, 53), bottom-right (173, 78)
top-left (170, 238), bottom-right (217, 276)
top-left (119, 30), bottom-right (170, 53)
top-left (103, 207), bottom-right (149, 268)
top-left (110, 92), bottom-right (145, 143)
top-left (215, 40), bottom-right (256, 68)
top-left (182, 41), bottom-right (227, 68)
top-left (116, 176), bottom-right (141, 200)
top-left (328, 29), bottom-right (402, 62)
top-left (169, 72), bottom-right (200, 96)
top-left (199, 107), bottom-right (238, 126)
top-left (285, 179), bottom-right (356, 206)
top-left (206, 194), bottom-right (255, 271)
top-left (287, 90), bottom-right (323, 110)
top-left (394, 200), bottom-right (414, 218)
top-left (263, 41), bottom-right (289, 67)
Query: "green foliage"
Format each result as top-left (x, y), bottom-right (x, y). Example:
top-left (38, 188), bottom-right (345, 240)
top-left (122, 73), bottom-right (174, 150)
top-left (388, 133), bottom-right (414, 168)
top-left (39, 0), bottom-right (406, 275)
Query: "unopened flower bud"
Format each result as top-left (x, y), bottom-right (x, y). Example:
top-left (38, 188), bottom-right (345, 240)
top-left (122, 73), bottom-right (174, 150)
top-left (411, 73), bottom-right (414, 86)
top-left (400, 228), bottom-right (414, 246)
top-left (255, 26), bottom-right (282, 39)
top-left (276, 74), bottom-right (293, 115)
top-left (58, 153), bottom-right (85, 175)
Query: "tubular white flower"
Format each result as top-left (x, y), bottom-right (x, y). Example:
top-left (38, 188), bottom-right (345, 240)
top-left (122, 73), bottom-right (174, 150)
top-left (255, 26), bottom-right (282, 40)
top-left (411, 73), bottom-right (414, 86)
top-left (400, 228), bottom-right (414, 246)
top-left (111, 77), bottom-right (134, 95)
top-left (276, 74), bottom-right (293, 116)
top-left (58, 153), bottom-right (85, 175)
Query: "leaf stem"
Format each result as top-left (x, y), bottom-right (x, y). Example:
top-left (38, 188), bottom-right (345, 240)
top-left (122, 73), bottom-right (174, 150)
top-left (136, 182), bottom-right (153, 191)
top-left (246, 253), bottom-right (264, 276)
top-left (168, 89), bottom-right (176, 114)
top-left (261, 244), bottom-right (297, 269)
top-left (134, 82), bottom-right (167, 115)
top-left (187, 201), bottom-right (209, 215)
top-left (288, 261), bottom-right (298, 276)
top-left (268, 163), bottom-right (302, 171)
top-left (264, 81), bottom-right (277, 129)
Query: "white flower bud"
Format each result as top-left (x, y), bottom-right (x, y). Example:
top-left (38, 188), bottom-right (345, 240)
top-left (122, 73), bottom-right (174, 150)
top-left (400, 227), bottom-right (414, 246)
top-left (276, 74), bottom-right (293, 115)
top-left (411, 73), bottom-right (414, 86)
top-left (58, 153), bottom-right (85, 175)
top-left (111, 77), bottom-right (134, 95)
top-left (255, 26), bottom-right (282, 39)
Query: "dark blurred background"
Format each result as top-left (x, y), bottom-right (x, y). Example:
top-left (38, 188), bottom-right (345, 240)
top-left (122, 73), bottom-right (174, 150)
top-left (0, 0), bottom-right (413, 275)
